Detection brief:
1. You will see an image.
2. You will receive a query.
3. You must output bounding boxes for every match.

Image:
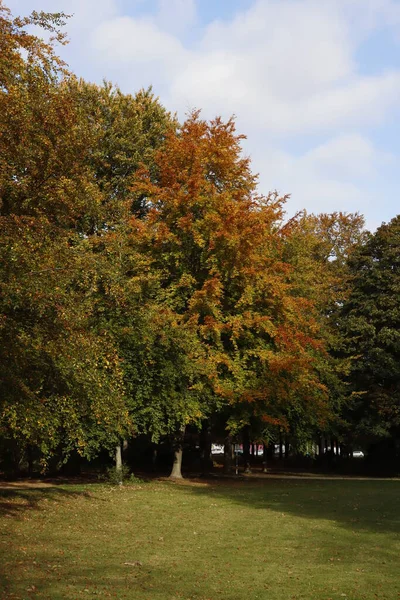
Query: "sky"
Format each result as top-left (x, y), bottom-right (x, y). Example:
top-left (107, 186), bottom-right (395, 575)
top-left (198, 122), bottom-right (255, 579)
top-left (6, 0), bottom-right (400, 230)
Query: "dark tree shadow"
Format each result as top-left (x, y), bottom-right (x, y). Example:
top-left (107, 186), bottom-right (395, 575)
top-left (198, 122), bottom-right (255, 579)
top-left (167, 476), bottom-right (400, 536)
top-left (1, 478), bottom-right (399, 599)
top-left (0, 485), bottom-right (94, 516)
top-left (0, 484), bottom-right (97, 598)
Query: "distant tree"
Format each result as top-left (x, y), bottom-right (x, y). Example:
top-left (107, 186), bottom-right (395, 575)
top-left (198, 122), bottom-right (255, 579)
top-left (340, 215), bottom-right (400, 464)
top-left (281, 211), bottom-right (368, 452)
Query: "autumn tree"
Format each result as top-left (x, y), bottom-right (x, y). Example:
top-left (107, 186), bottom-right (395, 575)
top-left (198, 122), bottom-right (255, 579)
top-left (131, 112), bottom-right (331, 477)
top-left (0, 3), bottom-right (131, 470)
top-left (280, 211), bottom-right (368, 455)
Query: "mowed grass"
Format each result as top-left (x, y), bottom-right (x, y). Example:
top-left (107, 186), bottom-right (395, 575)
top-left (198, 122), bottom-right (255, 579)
top-left (0, 478), bottom-right (399, 600)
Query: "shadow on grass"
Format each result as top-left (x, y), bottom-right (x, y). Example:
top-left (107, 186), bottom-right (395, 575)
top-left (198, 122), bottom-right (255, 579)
top-left (0, 562), bottom-right (242, 600)
top-left (0, 485), bottom-right (93, 516)
top-left (1, 478), bottom-right (400, 599)
top-left (168, 477), bottom-right (400, 537)
top-left (0, 485), bottom-right (99, 599)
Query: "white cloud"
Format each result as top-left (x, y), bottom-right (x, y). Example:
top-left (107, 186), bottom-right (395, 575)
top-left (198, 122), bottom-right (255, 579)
top-left (250, 133), bottom-right (396, 226)
top-left (303, 134), bottom-right (381, 180)
top-left (5, 0), bottom-right (400, 227)
top-left (155, 0), bottom-right (197, 35)
top-left (91, 16), bottom-right (187, 69)
top-left (84, 0), bottom-right (400, 139)
top-left (8, 0), bottom-right (119, 31)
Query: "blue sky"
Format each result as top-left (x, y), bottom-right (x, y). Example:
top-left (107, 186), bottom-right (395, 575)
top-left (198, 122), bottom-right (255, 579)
top-left (7, 0), bottom-right (400, 230)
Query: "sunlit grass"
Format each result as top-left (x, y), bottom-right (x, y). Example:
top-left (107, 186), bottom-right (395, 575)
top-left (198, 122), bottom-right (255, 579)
top-left (0, 478), bottom-right (399, 599)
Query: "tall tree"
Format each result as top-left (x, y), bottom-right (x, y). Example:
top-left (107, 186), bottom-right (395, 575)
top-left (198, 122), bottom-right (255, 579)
top-left (69, 80), bottom-right (177, 224)
top-left (340, 216), bottom-right (400, 462)
top-left (280, 211), bottom-right (368, 450)
top-left (131, 112), bottom-right (331, 476)
top-left (0, 3), bottom-right (130, 468)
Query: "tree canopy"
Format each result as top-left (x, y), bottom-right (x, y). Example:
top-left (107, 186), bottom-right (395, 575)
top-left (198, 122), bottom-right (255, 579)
top-left (1, 1), bottom-right (399, 476)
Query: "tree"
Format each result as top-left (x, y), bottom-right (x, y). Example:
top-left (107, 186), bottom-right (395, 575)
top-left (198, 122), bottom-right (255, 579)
top-left (131, 112), bottom-right (331, 476)
top-left (340, 215), bottom-right (400, 465)
top-left (0, 3), bottom-right (131, 469)
top-left (281, 211), bottom-right (368, 453)
top-left (69, 80), bottom-right (177, 224)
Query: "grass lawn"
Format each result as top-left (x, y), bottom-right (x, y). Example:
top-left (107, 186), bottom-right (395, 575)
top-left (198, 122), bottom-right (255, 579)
top-left (0, 477), bottom-right (399, 600)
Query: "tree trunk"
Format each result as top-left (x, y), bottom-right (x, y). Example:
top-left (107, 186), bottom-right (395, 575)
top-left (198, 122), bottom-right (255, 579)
top-left (243, 426), bottom-right (251, 473)
top-left (200, 420), bottom-right (213, 475)
top-left (285, 438), bottom-right (289, 460)
top-left (115, 443), bottom-right (123, 484)
top-left (318, 438), bottom-right (323, 456)
top-left (224, 435), bottom-right (233, 474)
top-left (170, 426), bottom-right (185, 479)
top-left (267, 442), bottom-right (274, 460)
top-left (279, 432), bottom-right (283, 460)
top-left (262, 443), bottom-right (268, 473)
top-left (27, 445), bottom-right (33, 477)
top-left (152, 445), bottom-right (158, 472)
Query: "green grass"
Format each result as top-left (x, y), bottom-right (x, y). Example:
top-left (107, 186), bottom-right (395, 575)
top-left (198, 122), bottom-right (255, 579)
top-left (0, 478), bottom-right (399, 600)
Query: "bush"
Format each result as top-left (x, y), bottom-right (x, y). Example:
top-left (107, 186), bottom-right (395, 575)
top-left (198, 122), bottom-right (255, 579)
top-left (102, 465), bottom-right (144, 485)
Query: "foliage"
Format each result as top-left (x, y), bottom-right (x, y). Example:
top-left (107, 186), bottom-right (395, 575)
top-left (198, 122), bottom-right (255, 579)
top-left (69, 80), bottom-right (177, 224)
top-left (0, 3), bottom-right (178, 467)
top-left (102, 465), bottom-right (144, 485)
top-left (340, 215), bottom-right (400, 446)
top-left (3, 0), bottom-right (393, 473)
top-left (0, 3), bottom-right (128, 464)
top-left (131, 112), bottom-right (331, 438)
top-left (280, 211), bottom-right (368, 443)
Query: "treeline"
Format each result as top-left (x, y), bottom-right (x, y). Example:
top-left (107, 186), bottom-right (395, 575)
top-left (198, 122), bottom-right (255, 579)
top-left (1, 5), bottom-right (399, 478)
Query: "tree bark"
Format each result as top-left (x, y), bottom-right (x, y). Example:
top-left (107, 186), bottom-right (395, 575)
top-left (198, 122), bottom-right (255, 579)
top-left (170, 426), bottom-right (185, 479)
top-left (224, 435), bottom-right (233, 474)
top-left (318, 437), bottom-right (323, 456)
top-left (27, 445), bottom-right (33, 477)
top-left (115, 443), bottom-right (123, 484)
top-left (200, 420), bottom-right (213, 475)
top-left (243, 426), bottom-right (251, 473)
top-left (284, 438), bottom-right (289, 460)
top-left (262, 443), bottom-right (268, 473)
top-left (152, 444), bottom-right (158, 472)
top-left (267, 442), bottom-right (274, 460)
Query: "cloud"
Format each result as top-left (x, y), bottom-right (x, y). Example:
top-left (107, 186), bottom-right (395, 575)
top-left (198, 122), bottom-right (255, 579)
top-left (250, 133), bottom-right (396, 227)
top-left (8, 0), bottom-right (119, 31)
top-left (85, 0), bottom-right (400, 139)
top-left (91, 16), bottom-right (187, 68)
top-left (155, 0), bottom-right (197, 35)
top-left (5, 0), bottom-right (400, 228)
top-left (168, 0), bottom-right (400, 136)
top-left (301, 134), bottom-right (392, 180)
